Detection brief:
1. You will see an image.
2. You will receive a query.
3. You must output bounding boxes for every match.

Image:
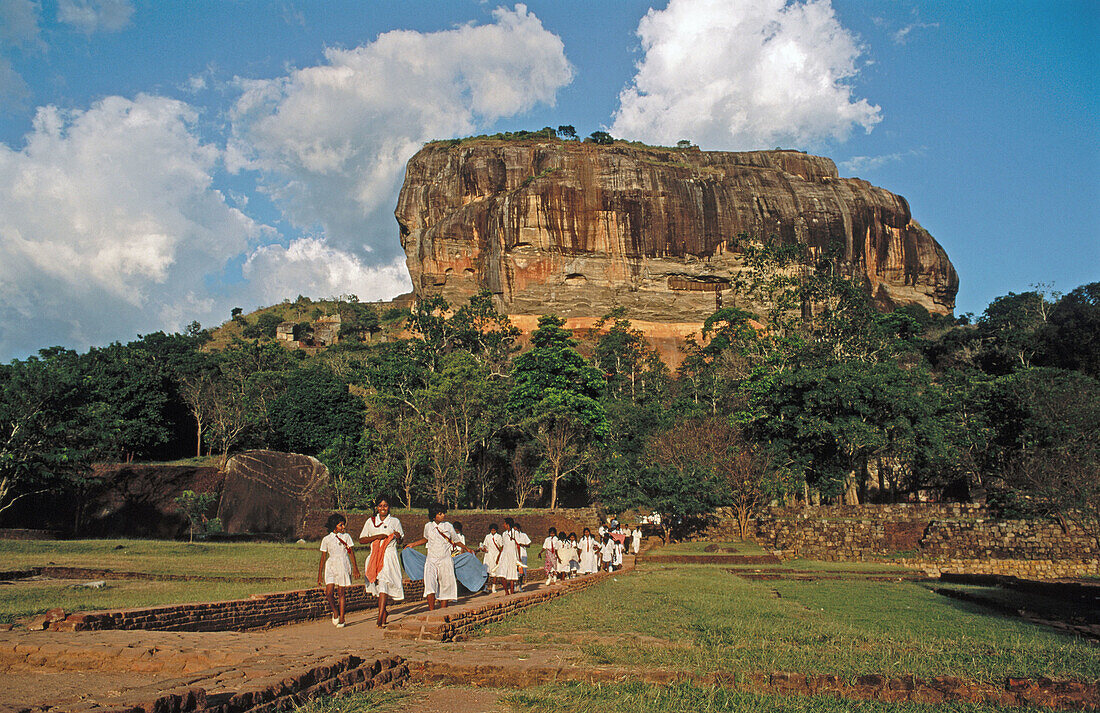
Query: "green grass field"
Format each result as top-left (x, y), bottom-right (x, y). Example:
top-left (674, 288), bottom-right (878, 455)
top-left (481, 563), bottom-right (1099, 684)
top-left (291, 685), bottom-right (1054, 713)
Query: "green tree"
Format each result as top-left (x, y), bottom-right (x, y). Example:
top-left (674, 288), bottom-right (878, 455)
top-left (267, 368), bottom-right (365, 455)
top-left (509, 315), bottom-right (608, 508)
top-left (587, 130), bottom-right (614, 145)
top-left (0, 349), bottom-right (98, 521)
top-left (242, 312), bottom-right (284, 339)
top-left (557, 125), bottom-right (577, 139)
top-left (1038, 282), bottom-right (1100, 378)
top-left (174, 490), bottom-right (220, 543)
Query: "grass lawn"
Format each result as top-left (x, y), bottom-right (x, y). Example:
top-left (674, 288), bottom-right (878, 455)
top-left (291, 685), bottom-right (1053, 713)
top-left (0, 538), bottom-right (323, 622)
top-left (648, 540), bottom-right (770, 555)
top-left (481, 564), bottom-right (1099, 683)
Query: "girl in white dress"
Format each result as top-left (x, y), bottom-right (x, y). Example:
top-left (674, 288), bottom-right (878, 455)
top-left (631, 526), bottom-right (642, 554)
top-left (358, 497), bottom-right (404, 627)
top-left (404, 504), bottom-right (471, 610)
top-left (567, 533), bottom-right (580, 577)
top-left (541, 527), bottom-right (559, 585)
top-left (512, 522), bottom-right (531, 591)
top-left (479, 523), bottom-right (502, 593)
top-left (555, 532), bottom-right (573, 579)
top-left (497, 518), bottom-right (521, 595)
top-left (600, 534), bottom-right (616, 571)
top-left (317, 513), bottom-right (359, 628)
top-left (578, 527), bottom-right (599, 574)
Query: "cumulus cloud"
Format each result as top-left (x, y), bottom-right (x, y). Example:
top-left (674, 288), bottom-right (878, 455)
top-left (229, 3), bottom-right (572, 260)
top-left (57, 0), bottom-right (134, 33)
top-left (610, 0), bottom-right (881, 151)
top-left (242, 238), bottom-right (411, 306)
top-left (0, 94), bottom-right (264, 357)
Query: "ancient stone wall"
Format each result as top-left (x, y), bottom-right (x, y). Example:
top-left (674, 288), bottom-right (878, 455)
top-left (55, 581), bottom-right (425, 632)
top-left (707, 504), bottom-right (1099, 579)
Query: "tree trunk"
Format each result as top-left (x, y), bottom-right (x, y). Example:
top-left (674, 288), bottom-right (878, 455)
top-left (195, 418), bottom-right (203, 458)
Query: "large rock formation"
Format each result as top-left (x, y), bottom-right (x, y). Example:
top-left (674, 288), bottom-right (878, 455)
top-left (217, 450), bottom-right (333, 539)
top-left (397, 140), bottom-right (958, 320)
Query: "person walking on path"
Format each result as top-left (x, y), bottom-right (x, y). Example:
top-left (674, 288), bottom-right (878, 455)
top-left (578, 527), bottom-right (600, 574)
top-left (497, 518), bottom-right (522, 595)
top-left (513, 521), bottom-right (531, 590)
top-left (404, 504), bottom-right (471, 610)
top-left (318, 513), bottom-right (359, 628)
top-left (479, 523), bottom-right (502, 594)
top-left (631, 525), bottom-right (642, 555)
top-left (359, 496), bottom-right (403, 628)
top-left (541, 527), bottom-right (559, 585)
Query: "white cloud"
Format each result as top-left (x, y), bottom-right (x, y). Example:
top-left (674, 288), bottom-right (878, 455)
top-left (840, 147), bottom-right (924, 174)
top-left (0, 94), bottom-right (264, 357)
top-left (57, 0), bottom-right (134, 34)
top-left (228, 3), bottom-right (572, 260)
top-left (610, 0), bottom-right (881, 151)
top-left (242, 238), bottom-right (411, 306)
top-left (892, 21), bottom-right (938, 45)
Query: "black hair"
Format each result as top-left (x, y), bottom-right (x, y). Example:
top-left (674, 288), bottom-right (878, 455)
top-left (503, 517), bottom-right (515, 528)
top-left (452, 521), bottom-right (463, 533)
top-left (427, 503), bottom-right (446, 521)
top-left (569, 532), bottom-right (577, 540)
top-left (548, 526), bottom-right (557, 535)
top-left (325, 513), bottom-right (346, 532)
top-left (488, 522), bottom-right (499, 531)
top-left (373, 495), bottom-right (391, 508)
top-left (582, 527), bottom-right (591, 535)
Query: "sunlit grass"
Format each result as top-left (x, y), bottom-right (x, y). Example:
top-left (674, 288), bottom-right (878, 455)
top-left (481, 564), bottom-right (1099, 683)
top-left (502, 681), bottom-right (1053, 713)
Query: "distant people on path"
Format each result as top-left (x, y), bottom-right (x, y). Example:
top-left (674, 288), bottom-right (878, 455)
top-left (318, 513), bottom-right (359, 628)
top-left (479, 523), bottom-right (503, 593)
top-left (403, 503), bottom-right (471, 610)
top-left (513, 521), bottom-right (531, 590)
top-left (579, 528), bottom-right (600, 574)
top-left (541, 527), bottom-right (559, 584)
top-left (631, 526), bottom-right (642, 555)
top-left (359, 497), bottom-right (403, 628)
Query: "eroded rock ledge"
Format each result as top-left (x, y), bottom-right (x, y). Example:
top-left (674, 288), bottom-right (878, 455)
top-left (397, 140), bottom-right (958, 321)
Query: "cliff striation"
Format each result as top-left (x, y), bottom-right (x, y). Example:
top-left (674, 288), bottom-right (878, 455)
top-left (397, 140), bottom-right (958, 321)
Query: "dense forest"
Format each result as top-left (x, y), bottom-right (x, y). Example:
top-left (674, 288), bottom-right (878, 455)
top-left (1, 242), bottom-right (1097, 539)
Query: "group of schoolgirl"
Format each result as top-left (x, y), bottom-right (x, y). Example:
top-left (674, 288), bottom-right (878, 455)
top-left (538, 525), bottom-right (634, 582)
top-left (316, 498), bottom-right (473, 629)
top-left (477, 517), bottom-right (532, 595)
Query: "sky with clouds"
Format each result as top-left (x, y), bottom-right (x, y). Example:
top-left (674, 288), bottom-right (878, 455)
top-left (0, 0), bottom-right (1096, 360)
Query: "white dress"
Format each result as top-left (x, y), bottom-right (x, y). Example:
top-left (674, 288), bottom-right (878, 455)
top-left (481, 533), bottom-right (502, 575)
top-left (514, 530), bottom-right (531, 569)
top-left (601, 540), bottom-right (615, 566)
top-left (632, 528), bottom-right (642, 554)
top-left (578, 535), bottom-right (600, 574)
top-left (556, 542), bottom-right (575, 574)
top-left (359, 514), bottom-right (404, 600)
top-left (422, 521), bottom-right (459, 600)
top-left (319, 532), bottom-right (355, 586)
top-left (497, 529), bottom-right (521, 581)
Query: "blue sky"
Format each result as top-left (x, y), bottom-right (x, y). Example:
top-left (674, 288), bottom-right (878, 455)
top-left (0, 0), bottom-right (1096, 359)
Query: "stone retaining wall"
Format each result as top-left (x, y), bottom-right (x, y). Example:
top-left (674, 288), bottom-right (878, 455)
top-left (54, 581), bottom-right (426, 632)
top-left (706, 504), bottom-right (1099, 579)
top-left (385, 568), bottom-right (621, 643)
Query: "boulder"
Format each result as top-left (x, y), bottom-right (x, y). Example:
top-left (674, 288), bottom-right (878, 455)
top-left (217, 450), bottom-right (334, 539)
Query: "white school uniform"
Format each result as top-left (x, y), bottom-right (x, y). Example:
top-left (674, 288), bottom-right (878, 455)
top-left (359, 514), bottom-right (404, 600)
top-left (578, 535), bottom-right (600, 574)
top-left (556, 542), bottom-right (575, 574)
top-left (613, 540), bottom-right (624, 567)
top-left (498, 529), bottom-right (521, 581)
top-left (452, 532), bottom-right (466, 556)
top-left (600, 540), bottom-right (615, 566)
top-left (423, 521), bottom-right (459, 601)
top-left (319, 532), bottom-right (356, 586)
top-left (514, 530), bottom-right (531, 569)
top-left (631, 528), bottom-right (642, 554)
top-left (568, 540), bottom-right (580, 573)
top-left (481, 532), bottom-right (503, 575)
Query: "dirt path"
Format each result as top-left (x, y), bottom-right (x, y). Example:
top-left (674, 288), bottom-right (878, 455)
top-left (0, 581), bottom-right (582, 712)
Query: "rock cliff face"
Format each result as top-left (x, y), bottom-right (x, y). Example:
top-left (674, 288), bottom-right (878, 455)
top-left (397, 141), bottom-right (958, 320)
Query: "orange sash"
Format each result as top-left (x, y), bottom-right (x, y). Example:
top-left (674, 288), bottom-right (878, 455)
top-left (366, 533), bottom-right (393, 583)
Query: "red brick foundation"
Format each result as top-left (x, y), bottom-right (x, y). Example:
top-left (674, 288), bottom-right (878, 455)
top-left (55, 581), bottom-right (426, 632)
